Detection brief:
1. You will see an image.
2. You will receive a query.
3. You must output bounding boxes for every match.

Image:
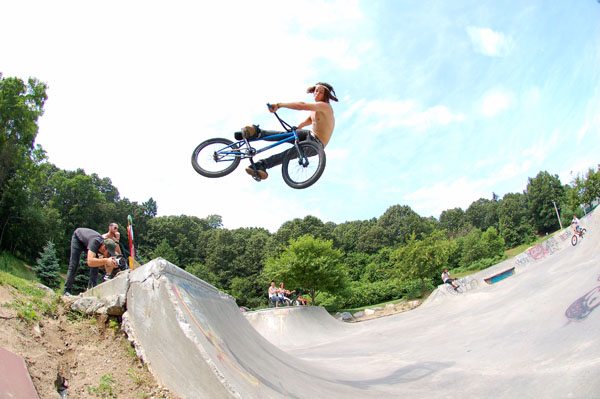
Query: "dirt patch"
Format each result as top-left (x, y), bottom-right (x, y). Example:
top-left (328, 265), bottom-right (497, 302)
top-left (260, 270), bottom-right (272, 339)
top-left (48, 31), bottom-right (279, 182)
top-left (351, 299), bottom-right (422, 322)
top-left (0, 284), bottom-right (178, 399)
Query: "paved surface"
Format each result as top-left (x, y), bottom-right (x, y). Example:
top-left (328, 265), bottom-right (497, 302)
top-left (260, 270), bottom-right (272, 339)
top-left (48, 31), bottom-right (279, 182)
top-left (0, 346), bottom-right (40, 398)
top-left (94, 211), bottom-right (599, 398)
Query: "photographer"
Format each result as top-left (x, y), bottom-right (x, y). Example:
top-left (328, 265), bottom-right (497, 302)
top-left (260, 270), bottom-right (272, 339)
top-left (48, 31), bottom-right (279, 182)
top-left (100, 239), bottom-right (127, 281)
top-left (63, 228), bottom-right (119, 295)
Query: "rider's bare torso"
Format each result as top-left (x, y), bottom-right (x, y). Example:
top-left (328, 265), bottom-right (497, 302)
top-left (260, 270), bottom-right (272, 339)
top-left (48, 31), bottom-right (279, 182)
top-left (309, 103), bottom-right (335, 146)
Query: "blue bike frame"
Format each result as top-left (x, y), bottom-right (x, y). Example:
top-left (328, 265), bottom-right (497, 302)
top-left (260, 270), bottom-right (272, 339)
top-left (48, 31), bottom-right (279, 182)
top-left (217, 104), bottom-right (303, 163)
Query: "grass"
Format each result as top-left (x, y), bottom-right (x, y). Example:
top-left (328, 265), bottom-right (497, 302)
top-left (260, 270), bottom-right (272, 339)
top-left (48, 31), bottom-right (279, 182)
top-left (87, 373), bottom-right (118, 398)
top-left (0, 270), bottom-right (61, 323)
top-left (0, 252), bottom-right (37, 281)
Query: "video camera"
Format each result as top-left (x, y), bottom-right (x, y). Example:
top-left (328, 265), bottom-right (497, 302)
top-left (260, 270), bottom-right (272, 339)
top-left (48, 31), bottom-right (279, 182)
top-left (115, 255), bottom-right (128, 270)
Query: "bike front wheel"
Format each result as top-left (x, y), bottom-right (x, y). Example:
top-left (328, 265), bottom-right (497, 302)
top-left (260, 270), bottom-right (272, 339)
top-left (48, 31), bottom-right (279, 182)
top-left (282, 141), bottom-right (326, 189)
top-left (571, 234), bottom-right (578, 246)
top-left (191, 138), bottom-right (241, 178)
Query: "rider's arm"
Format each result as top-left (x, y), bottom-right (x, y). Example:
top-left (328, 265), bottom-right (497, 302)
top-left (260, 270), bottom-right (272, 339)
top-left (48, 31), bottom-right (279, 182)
top-left (273, 101), bottom-right (328, 112)
top-left (297, 116), bottom-right (312, 130)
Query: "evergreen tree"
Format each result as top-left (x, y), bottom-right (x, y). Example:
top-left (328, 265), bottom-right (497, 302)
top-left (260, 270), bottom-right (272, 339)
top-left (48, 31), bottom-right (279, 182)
top-left (72, 257), bottom-right (92, 295)
top-left (33, 241), bottom-right (60, 289)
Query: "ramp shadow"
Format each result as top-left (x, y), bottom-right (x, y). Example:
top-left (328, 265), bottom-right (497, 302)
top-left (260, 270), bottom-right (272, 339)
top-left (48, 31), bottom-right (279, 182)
top-left (337, 361), bottom-right (454, 389)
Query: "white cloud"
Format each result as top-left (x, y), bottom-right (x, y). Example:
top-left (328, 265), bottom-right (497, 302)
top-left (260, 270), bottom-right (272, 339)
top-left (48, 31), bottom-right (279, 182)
top-left (481, 90), bottom-right (513, 117)
top-left (346, 99), bottom-right (466, 131)
top-left (402, 177), bottom-right (489, 217)
top-left (467, 26), bottom-right (513, 57)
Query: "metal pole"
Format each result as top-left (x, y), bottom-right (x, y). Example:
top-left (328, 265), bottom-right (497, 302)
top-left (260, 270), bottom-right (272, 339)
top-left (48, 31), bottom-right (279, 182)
top-left (552, 200), bottom-right (563, 229)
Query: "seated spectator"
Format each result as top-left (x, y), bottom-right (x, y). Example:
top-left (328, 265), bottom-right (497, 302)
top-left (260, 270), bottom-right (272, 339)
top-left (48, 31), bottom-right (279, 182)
top-left (278, 282), bottom-right (295, 306)
top-left (441, 268), bottom-right (459, 291)
top-left (296, 294), bottom-right (309, 306)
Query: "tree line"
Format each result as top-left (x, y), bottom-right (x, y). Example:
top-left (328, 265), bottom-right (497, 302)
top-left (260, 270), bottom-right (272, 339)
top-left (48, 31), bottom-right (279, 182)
top-left (2, 73), bottom-right (599, 309)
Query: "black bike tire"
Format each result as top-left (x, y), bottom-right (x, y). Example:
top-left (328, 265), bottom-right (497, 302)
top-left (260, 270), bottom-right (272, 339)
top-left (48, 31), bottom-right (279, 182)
top-left (191, 138), bottom-right (241, 178)
top-left (281, 141), bottom-right (326, 189)
top-left (571, 234), bottom-right (577, 246)
top-left (582, 228), bottom-right (587, 236)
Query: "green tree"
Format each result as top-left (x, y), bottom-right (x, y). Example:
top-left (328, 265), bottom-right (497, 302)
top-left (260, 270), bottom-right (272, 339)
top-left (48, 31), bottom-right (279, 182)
top-left (355, 224), bottom-right (390, 254)
top-left (498, 192), bottom-right (535, 247)
top-left (439, 207), bottom-right (467, 237)
top-left (0, 74), bottom-right (48, 255)
top-left (525, 171), bottom-right (565, 234)
top-left (73, 257), bottom-right (91, 295)
top-left (264, 234), bottom-right (347, 305)
top-left (480, 227), bottom-right (505, 258)
top-left (33, 241), bottom-right (60, 289)
top-left (332, 219), bottom-right (376, 253)
top-left (465, 198), bottom-right (499, 232)
top-left (151, 238), bottom-right (179, 264)
top-left (269, 215), bottom-right (333, 256)
top-left (142, 197), bottom-right (158, 217)
top-left (571, 167), bottom-right (600, 210)
top-left (363, 247), bottom-right (395, 282)
top-left (378, 204), bottom-right (431, 245)
top-left (0, 74), bottom-right (47, 195)
top-left (392, 230), bottom-right (449, 292)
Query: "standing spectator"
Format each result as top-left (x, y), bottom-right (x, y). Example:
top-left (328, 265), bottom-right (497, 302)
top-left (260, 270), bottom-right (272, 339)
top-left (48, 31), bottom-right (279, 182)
top-left (102, 222), bottom-right (122, 255)
top-left (63, 228), bottom-right (118, 295)
top-left (268, 280), bottom-right (281, 307)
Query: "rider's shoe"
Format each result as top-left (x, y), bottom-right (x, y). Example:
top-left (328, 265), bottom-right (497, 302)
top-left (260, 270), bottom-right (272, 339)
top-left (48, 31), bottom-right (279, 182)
top-left (241, 125), bottom-right (261, 139)
top-left (234, 131), bottom-right (243, 140)
top-left (245, 162), bottom-right (268, 180)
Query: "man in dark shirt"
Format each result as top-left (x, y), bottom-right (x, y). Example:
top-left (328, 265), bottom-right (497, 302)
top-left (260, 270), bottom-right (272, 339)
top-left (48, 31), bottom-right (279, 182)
top-left (63, 228), bottom-right (118, 295)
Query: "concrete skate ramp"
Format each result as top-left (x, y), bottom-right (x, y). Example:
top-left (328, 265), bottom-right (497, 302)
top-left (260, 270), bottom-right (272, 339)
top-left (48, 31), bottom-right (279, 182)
top-left (423, 217), bottom-right (584, 305)
top-left (122, 260), bottom-right (375, 398)
top-left (243, 306), bottom-right (360, 349)
top-left (110, 210), bottom-right (598, 398)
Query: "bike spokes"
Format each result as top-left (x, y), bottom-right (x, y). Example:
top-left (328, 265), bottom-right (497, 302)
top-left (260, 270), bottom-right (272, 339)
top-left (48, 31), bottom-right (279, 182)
top-left (191, 138), bottom-right (241, 177)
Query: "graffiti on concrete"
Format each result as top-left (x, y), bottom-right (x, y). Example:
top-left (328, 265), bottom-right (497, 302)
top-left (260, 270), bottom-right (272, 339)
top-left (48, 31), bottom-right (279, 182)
top-left (445, 276), bottom-right (478, 295)
top-left (565, 286), bottom-right (600, 322)
top-left (557, 229), bottom-right (572, 241)
top-left (514, 234), bottom-right (565, 266)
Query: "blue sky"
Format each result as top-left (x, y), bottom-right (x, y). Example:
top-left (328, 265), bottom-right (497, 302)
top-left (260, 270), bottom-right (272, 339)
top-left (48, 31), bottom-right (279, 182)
top-left (3, 1), bottom-right (599, 232)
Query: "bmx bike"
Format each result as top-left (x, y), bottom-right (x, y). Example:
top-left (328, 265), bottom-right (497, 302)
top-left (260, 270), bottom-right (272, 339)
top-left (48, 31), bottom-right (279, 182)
top-left (445, 282), bottom-right (464, 294)
top-left (571, 228), bottom-right (587, 246)
top-left (191, 104), bottom-right (326, 189)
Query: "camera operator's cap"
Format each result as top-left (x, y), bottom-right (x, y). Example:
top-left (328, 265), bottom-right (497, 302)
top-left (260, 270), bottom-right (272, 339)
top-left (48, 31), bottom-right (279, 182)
top-left (103, 238), bottom-right (117, 256)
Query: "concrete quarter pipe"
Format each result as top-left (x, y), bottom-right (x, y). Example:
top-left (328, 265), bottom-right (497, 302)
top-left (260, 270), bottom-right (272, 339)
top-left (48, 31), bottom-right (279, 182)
top-left (101, 211), bottom-right (599, 398)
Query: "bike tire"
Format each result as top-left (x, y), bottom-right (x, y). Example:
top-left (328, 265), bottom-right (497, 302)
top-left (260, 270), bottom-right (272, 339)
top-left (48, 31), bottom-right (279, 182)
top-left (571, 234), bottom-right (577, 246)
top-left (281, 141), bottom-right (326, 189)
top-left (581, 228), bottom-right (587, 237)
top-left (191, 138), bottom-right (241, 178)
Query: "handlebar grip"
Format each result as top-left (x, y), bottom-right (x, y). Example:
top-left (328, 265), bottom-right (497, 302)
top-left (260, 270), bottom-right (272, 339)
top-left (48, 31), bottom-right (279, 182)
top-left (267, 103), bottom-right (274, 110)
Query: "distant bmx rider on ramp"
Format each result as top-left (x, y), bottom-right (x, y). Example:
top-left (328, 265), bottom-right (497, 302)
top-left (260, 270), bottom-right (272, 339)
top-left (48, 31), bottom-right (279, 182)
top-left (442, 268), bottom-right (460, 291)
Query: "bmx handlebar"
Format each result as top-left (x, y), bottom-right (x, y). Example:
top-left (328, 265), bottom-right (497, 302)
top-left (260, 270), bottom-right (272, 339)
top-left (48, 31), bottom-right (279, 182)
top-left (267, 103), bottom-right (295, 132)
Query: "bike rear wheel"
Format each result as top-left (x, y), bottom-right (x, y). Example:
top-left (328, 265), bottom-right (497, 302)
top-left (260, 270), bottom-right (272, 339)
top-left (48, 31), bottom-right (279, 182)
top-left (281, 141), bottom-right (326, 189)
top-left (191, 138), bottom-right (241, 178)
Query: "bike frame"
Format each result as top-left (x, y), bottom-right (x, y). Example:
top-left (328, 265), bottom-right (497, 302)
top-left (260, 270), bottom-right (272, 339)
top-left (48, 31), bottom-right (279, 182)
top-left (216, 104), bottom-right (306, 164)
